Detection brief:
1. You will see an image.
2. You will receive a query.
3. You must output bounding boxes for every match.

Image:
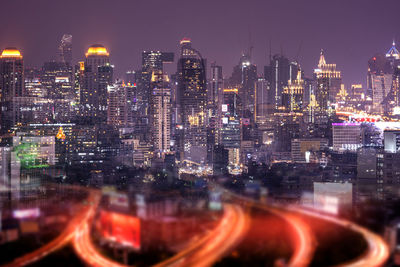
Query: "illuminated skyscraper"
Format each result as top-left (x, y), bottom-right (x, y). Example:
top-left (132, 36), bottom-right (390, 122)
top-left (230, 54), bottom-right (257, 117)
top-left (139, 51), bottom-right (173, 113)
top-left (282, 69), bottom-right (304, 112)
top-left (209, 63), bottom-right (223, 120)
top-left (58, 34), bottom-right (72, 66)
top-left (107, 81), bottom-right (136, 127)
top-left (264, 54), bottom-right (298, 110)
top-left (150, 71), bottom-right (171, 154)
top-left (176, 38), bottom-right (207, 163)
top-left (0, 48), bottom-right (24, 133)
top-left (80, 44), bottom-right (113, 123)
top-left (314, 50), bottom-right (342, 112)
top-left (367, 53), bottom-right (393, 112)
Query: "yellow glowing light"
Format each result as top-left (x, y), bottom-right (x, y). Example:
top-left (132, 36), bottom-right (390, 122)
top-left (56, 127), bottom-right (66, 140)
top-left (1, 48), bottom-right (22, 58)
top-left (79, 61), bottom-right (85, 71)
top-left (85, 45), bottom-right (109, 57)
top-left (180, 38), bottom-right (191, 45)
top-left (223, 88), bottom-right (238, 93)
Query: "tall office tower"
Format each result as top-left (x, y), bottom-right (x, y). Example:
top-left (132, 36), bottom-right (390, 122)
top-left (107, 81), bottom-right (136, 127)
top-left (207, 63), bottom-right (223, 164)
top-left (384, 42), bottom-right (400, 111)
top-left (209, 63), bottom-right (223, 120)
top-left (220, 88), bottom-right (241, 167)
top-left (80, 44), bottom-right (113, 123)
top-left (264, 54), bottom-right (298, 110)
top-left (41, 61), bottom-right (74, 100)
top-left (25, 67), bottom-right (44, 97)
top-left (150, 71), bottom-right (171, 154)
top-left (0, 48), bottom-right (24, 133)
top-left (176, 38), bottom-right (207, 163)
top-left (139, 51), bottom-right (174, 114)
top-left (282, 69), bottom-right (304, 112)
top-left (229, 54), bottom-right (257, 118)
top-left (367, 54), bottom-right (393, 112)
top-left (255, 77), bottom-right (270, 124)
top-left (58, 34), bottom-right (72, 66)
top-left (314, 50), bottom-right (342, 112)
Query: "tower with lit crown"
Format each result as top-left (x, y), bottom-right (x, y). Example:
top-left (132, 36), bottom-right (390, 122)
top-left (0, 48), bottom-right (24, 133)
top-left (80, 44), bottom-right (113, 123)
top-left (314, 50), bottom-right (342, 112)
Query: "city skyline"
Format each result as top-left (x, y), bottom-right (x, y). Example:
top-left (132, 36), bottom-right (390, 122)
top-left (0, 0), bottom-right (399, 87)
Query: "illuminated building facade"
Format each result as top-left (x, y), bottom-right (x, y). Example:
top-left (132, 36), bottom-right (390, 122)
top-left (230, 54), bottom-right (257, 117)
top-left (282, 70), bottom-right (304, 112)
top-left (314, 50), bottom-right (342, 112)
top-left (0, 48), bottom-right (25, 133)
top-left (176, 38), bottom-right (207, 163)
top-left (80, 44), bottom-right (113, 123)
top-left (264, 55), bottom-right (298, 110)
top-left (150, 71), bottom-right (171, 154)
top-left (209, 63), bottom-right (223, 122)
top-left (139, 51), bottom-right (174, 113)
top-left (332, 123), bottom-right (362, 151)
top-left (107, 81), bottom-right (136, 127)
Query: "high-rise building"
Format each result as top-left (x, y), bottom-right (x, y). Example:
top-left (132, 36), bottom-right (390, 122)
top-left (367, 54), bottom-right (393, 112)
top-left (176, 38), bottom-right (207, 163)
top-left (58, 34), bottom-right (72, 66)
top-left (209, 63), bottom-right (223, 121)
top-left (107, 81), bottom-right (136, 127)
top-left (0, 48), bottom-right (24, 133)
top-left (314, 50), bottom-right (342, 112)
top-left (264, 55), bottom-right (298, 109)
top-left (230, 54), bottom-right (257, 117)
top-left (41, 61), bottom-right (74, 100)
top-left (150, 71), bottom-right (171, 154)
top-left (282, 69), bottom-right (304, 112)
top-left (139, 51), bottom-right (174, 114)
top-left (80, 44), bottom-right (113, 123)
top-left (255, 77), bottom-right (270, 123)
top-left (332, 123), bottom-right (362, 152)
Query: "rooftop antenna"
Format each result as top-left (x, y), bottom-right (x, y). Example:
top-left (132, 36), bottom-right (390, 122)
top-left (295, 40), bottom-right (303, 63)
top-left (248, 29), bottom-right (254, 61)
top-left (269, 39), bottom-right (272, 63)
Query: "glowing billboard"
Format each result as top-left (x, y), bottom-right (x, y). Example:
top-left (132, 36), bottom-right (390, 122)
top-left (13, 208), bottom-right (40, 219)
top-left (100, 210), bottom-right (140, 250)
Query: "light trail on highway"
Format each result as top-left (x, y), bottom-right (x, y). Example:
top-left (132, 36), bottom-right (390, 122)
top-left (291, 207), bottom-right (389, 267)
top-left (2, 189), bottom-right (101, 267)
top-left (155, 204), bottom-right (250, 267)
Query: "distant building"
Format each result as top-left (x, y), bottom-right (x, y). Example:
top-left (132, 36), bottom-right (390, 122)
top-left (291, 138), bottom-right (328, 163)
top-left (107, 81), bottom-right (136, 127)
top-left (264, 54), bottom-right (298, 109)
top-left (150, 71), bottom-right (171, 154)
top-left (80, 44), bottom-right (113, 123)
top-left (58, 34), bottom-right (72, 66)
top-left (176, 38), bottom-right (207, 164)
top-left (0, 48), bottom-right (25, 133)
top-left (384, 129), bottom-right (400, 153)
top-left (282, 69), bottom-right (304, 112)
top-left (314, 50), bottom-right (342, 112)
top-left (332, 123), bottom-right (362, 151)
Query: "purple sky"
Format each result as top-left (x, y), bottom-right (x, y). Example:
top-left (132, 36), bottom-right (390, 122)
top-left (0, 0), bottom-right (399, 87)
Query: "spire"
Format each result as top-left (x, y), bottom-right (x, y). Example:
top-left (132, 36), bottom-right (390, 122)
top-left (386, 40), bottom-right (400, 59)
top-left (318, 49), bottom-right (326, 67)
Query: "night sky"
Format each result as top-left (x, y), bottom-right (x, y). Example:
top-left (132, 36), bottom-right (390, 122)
top-left (0, 0), bottom-right (399, 87)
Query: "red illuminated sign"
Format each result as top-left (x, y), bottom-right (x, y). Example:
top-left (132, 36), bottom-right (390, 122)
top-left (100, 210), bottom-right (140, 250)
